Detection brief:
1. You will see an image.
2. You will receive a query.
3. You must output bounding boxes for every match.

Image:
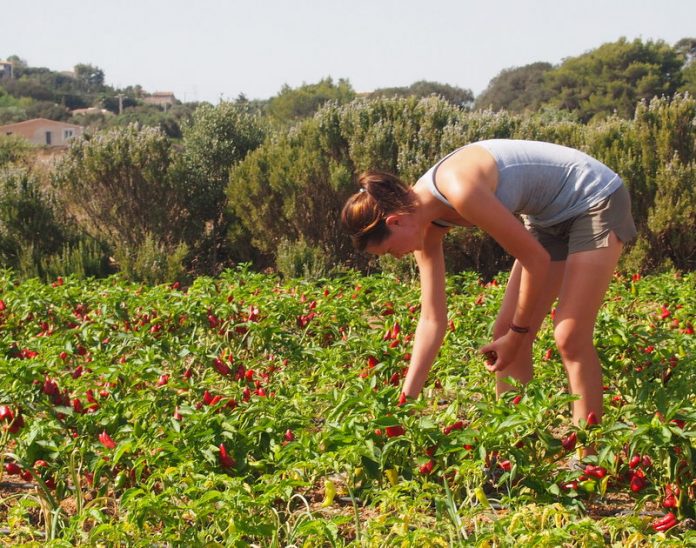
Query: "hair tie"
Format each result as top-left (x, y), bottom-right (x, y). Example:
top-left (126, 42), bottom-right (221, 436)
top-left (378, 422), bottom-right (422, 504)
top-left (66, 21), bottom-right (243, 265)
top-left (359, 188), bottom-right (366, 193)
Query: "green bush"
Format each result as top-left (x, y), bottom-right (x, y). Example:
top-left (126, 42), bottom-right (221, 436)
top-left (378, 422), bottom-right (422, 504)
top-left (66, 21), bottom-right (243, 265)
top-left (646, 159), bottom-right (696, 270)
top-left (0, 134), bottom-right (33, 166)
top-left (275, 237), bottom-right (331, 279)
top-left (0, 167), bottom-right (110, 281)
top-left (39, 238), bottom-right (110, 280)
top-left (52, 124), bottom-right (185, 251)
top-left (178, 101), bottom-right (267, 271)
top-left (0, 169), bottom-right (67, 267)
top-left (16, 238), bottom-right (110, 281)
top-left (113, 233), bottom-right (189, 285)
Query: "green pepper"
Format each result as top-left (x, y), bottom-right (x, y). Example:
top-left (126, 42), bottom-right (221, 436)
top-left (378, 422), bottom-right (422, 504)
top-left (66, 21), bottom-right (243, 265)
top-left (114, 471), bottom-right (128, 490)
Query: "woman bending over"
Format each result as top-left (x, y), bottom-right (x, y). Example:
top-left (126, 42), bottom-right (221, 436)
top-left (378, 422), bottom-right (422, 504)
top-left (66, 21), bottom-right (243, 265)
top-left (341, 139), bottom-right (637, 434)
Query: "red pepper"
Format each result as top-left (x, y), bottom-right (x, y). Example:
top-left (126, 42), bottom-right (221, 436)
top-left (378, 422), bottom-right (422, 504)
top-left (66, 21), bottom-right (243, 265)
top-left (99, 430), bottom-right (116, 449)
top-left (5, 462), bottom-right (21, 475)
top-left (2, 406), bottom-right (23, 434)
top-left (71, 398), bottom-right (85, 414)
top-left (651, 512), bottom-right (677, 532)
top-left (663, 494), bottom-right (677, 508)
top-left (212, 358), bottom-right (230, 376)
top-left (561, 480), bottom-right (579, 491)
top-left (443, 420), bottom-right (465, 435)
top-left (419, 459), bottom-right (435, 475)
top-left (42, 377), bottom-right (59, 397)
top-left (584, 465), bottom-right (607, 479)
top-left (586, 411), bottom-right (599, 426)
top-left (0, 405), bottom-right (14, 422)
top-left (561, 432), bottom-right (577, 451)
top-left (630, 473), bottom-right (646, 492)
top-left (219, 443), bottom-right (235, 468)
top-left (385, 425), bottom-right (405, 438)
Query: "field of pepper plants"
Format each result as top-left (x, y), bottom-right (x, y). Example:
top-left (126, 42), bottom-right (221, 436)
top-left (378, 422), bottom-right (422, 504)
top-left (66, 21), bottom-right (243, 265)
top-left (0, 265), bottom-right (695, 546)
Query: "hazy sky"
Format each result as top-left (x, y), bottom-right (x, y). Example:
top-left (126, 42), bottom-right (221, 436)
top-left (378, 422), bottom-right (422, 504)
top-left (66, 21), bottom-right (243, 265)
top-left (3, 0), bottom-right (695, 103)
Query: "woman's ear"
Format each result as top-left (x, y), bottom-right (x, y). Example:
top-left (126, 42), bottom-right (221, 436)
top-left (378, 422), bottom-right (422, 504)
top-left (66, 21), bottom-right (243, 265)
top-left (385, 214), bottom-right (401, 227)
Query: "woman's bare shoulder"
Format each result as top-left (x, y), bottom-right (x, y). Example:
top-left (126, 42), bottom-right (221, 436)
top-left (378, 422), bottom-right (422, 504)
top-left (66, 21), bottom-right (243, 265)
top-left (436, 145), bottom-right (499, 195)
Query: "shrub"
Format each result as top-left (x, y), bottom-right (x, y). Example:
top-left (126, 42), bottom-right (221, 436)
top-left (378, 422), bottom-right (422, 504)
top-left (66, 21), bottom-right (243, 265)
top-left (0, 169), bottom-right (67, 267)
top-left (0, 134), bottom-right (33, 167)
top-left (646, 159), bottom-right (696, 270)
top-left (52, 124), bottom-right (185, 251)
top-left (39, 238), bottom-right (110, 280)
top-left (113, 233), bottom-right (189, 285)
top-left (178, 102), bottom-right (267, 271)
top-left (275, 237), bottom-right (331, 279)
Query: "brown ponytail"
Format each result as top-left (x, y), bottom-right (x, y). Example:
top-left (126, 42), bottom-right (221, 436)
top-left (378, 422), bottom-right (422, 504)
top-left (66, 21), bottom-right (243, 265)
top-left (341, 171), bottom-right (415, 251)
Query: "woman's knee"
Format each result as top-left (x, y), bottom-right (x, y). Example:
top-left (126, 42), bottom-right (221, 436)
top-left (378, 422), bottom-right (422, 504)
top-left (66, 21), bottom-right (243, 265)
top-left (553, 321), bottom-right (592, 361)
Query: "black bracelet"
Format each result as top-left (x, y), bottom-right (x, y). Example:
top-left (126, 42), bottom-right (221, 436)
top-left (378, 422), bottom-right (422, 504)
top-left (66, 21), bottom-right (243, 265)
top-left (509, 323), bottom-right (530, 334)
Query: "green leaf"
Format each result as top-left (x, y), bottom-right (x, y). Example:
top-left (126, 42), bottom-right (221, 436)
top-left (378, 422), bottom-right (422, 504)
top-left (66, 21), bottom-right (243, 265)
top-left (547, 483), bottom-right (561, 496)
top-left (112, 440), bottom-right (133, 466)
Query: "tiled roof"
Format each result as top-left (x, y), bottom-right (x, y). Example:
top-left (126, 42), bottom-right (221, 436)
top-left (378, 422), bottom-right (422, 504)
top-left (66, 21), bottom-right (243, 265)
top-left (0, 118), bottom-right (84, 130)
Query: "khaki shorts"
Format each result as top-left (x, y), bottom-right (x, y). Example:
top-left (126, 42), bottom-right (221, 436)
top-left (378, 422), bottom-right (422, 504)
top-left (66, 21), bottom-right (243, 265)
top-left (524, 184), bottom-right (637, 261)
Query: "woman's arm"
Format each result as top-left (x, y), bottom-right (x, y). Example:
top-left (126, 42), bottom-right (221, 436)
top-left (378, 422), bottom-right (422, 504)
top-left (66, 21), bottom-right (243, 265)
top-left (401, 226), bottom-right (449, 398)
top-left (438, 167), bottom-right (550, 371)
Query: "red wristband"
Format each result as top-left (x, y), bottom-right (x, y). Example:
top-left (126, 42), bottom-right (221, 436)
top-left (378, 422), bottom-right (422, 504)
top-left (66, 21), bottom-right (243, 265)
top-left (509, 323), bottom-right (530, 334)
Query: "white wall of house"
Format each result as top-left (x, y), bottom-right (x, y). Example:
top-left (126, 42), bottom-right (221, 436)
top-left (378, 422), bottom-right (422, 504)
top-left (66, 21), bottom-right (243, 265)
top-left (0, 118), bottom-right (84, 147)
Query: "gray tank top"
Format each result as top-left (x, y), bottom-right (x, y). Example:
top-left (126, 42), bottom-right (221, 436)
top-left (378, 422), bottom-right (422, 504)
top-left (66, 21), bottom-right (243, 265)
top-left (420, 139), bottom-right (623, 227)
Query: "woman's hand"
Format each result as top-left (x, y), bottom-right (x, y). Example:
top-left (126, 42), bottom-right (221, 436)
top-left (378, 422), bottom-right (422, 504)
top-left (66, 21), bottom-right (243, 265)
top-left (479, 331), bottom-right (526, 373)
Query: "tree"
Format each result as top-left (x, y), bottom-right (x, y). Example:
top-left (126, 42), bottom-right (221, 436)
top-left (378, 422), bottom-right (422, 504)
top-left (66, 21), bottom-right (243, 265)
top-left (675, 37), bottom-right (696, 65)
top-left (178, 102), bottom-right (267, 269)
top-left (2, 78), bottom-right (56, 102)
top-left (474, 63), bottom-right (553, 112)
top-left (74, 63), bottom-right (105, 93)
top-left (545, 38), bottom-right (683, 122)
top-left (675, 37), bottom-right (696, 97)
top-left (26, 101), bottom-right (71, 121)
top-left (4, 55), bottom-right (28, 76)
top-left (371, 80), bottom-right (474, 108)
top-left (104, 104), bottom-right (190, 138)
top-left (267, 77), bottom-right (356, 122)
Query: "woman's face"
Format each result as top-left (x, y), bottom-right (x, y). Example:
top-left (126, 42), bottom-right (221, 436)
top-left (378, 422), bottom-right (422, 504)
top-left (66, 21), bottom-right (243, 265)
top-left (365, 213), bottom-right (423, 259)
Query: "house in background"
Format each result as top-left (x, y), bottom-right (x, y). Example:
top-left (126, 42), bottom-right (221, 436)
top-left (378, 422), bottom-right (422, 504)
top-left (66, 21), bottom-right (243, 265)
top-left (0, 118), bottom-right (84, 147)
top-left (143, 91), bottom-right (177, 109)
top-left (0, 60), bottom-right (13, 80)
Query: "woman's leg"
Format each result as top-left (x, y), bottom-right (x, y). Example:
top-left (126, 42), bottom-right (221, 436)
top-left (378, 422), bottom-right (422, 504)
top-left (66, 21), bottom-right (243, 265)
top-left (554, 232), bottom-right (623, 428)
top-left (494, 259), bottom-right (566, 396)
